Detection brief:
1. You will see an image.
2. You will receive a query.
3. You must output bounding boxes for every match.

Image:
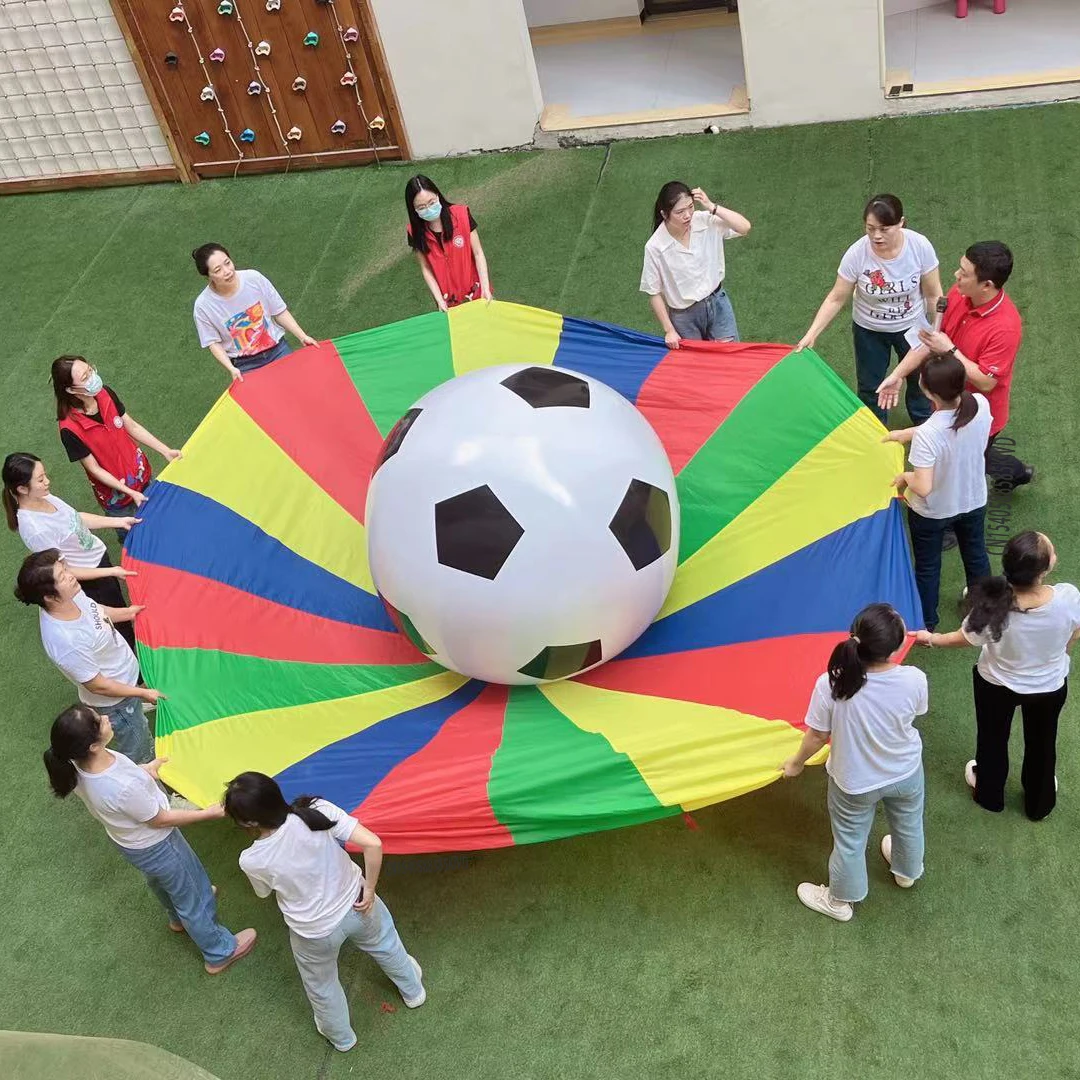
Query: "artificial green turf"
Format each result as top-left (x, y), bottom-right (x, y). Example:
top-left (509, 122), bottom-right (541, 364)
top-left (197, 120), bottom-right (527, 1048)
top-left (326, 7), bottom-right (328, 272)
top-left (3, 104), bottom-right (1080, 1080)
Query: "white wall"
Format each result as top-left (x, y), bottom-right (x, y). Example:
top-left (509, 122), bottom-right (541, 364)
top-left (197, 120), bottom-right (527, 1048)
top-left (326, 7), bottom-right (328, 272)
top-left (523, 0), bottom-right (643, 29)
top-left (0, 0), bottom-right (173, 182)
top-left (738, 0), bottom-right (884, 126)
top-left (370, 0), bottom-right (542, 158)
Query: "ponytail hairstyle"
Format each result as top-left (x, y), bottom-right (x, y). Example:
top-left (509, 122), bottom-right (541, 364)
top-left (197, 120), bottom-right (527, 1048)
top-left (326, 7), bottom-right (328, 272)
top-left (223, 771), bottom-right (333, 833)
top-left (921, 352), bottom-right (977, 431)
top-left (652, 180), bottom-right (693, 232)
top-left (828, 602), bottom-right (907, 701)
top-left (192, 242), bottom-right (230, 276)
top-left (2, 451), bottom-right (41, 531)
top-left (863, 193), bottom-right (904, 227)
top-left (966, 531), bottom-right (1054, 642)
top-left (44, 704), bottom-right (105, 798)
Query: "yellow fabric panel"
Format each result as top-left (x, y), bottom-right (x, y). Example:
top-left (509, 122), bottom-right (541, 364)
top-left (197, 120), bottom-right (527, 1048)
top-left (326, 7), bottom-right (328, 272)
top-left (160, 394), bottom-right (375, 594)
top-left (661, 410), bottom-right (905, 617)
top-left (541, 680), bottom-right (825, 810)
top-left (448, 300), bottom-right (563, 375)
top-left (157, 671), bottom-right (468, 805)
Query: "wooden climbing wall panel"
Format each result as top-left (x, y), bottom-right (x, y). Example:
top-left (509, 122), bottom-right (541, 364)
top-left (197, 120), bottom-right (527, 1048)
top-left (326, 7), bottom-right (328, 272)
top-left (111, 0), bottom-right (404, 179)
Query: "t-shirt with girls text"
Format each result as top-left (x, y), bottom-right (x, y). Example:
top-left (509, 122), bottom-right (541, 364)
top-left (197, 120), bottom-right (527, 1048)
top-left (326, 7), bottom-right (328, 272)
top-left (193, 270), bottom-right (287, 358)
top-left (39, 590), bottom-right (140, 707)
top-left (963, 583), bottom-right (1080, 695)
top-left (838, 230), bottom-right (939, 332)
top-left (74, 751), bottom-right (170, 850)
top-left (805, 666), bottom-right (928, 795)
top-left (17, 494), bottom-right (106, 569)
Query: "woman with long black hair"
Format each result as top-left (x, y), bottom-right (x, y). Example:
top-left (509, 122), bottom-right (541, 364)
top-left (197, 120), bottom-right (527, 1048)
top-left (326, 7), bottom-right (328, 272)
top-left (405, 174), bottom-right (491, 311)
top-left (640, 180), bottom-right (751, 348)
top-left (884, 351), bottom-right (992, 630)
top-left (224, 772), bottom-right (425, 1053)
top-left (43, 705), bottom-right (256, 974)
top-left (782, 603), bottom-right (928, 922)
top-left (918, 531), bottom-right (1080, 820)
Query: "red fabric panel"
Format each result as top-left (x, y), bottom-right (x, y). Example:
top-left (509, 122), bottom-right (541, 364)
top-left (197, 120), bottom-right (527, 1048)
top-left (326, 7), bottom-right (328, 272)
top-left (355, 685), bottom-right (514, 854)
top-left (636, 342), bottom-right (792, 474)
top-left (231, 341), bottom-right (383, 522)
top-left (125, 557), bottom-right (423, 664)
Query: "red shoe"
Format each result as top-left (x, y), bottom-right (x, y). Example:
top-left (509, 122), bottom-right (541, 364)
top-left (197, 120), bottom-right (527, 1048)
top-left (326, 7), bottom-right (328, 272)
top-left (205, 928), bottom-right (257, 975)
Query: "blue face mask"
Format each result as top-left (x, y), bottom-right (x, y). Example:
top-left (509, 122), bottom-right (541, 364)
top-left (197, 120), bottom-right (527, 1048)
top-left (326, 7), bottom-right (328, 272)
top-left (417, 200), bottom-right (442, 222)
top-left (79, 371), bottom-right (104, 396)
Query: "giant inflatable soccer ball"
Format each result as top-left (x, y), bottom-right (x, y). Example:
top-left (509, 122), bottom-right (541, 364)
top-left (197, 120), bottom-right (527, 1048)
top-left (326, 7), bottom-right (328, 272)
top-left (365, 364), bottom-right (680, 684)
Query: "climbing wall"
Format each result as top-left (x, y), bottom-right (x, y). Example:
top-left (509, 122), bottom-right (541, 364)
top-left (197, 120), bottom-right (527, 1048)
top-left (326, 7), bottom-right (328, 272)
top-left (113, 0), bottom-right (402, 178)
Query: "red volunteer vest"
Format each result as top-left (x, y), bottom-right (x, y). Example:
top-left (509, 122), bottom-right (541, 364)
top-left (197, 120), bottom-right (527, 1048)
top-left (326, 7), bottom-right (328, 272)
top-left (58, 389), bottom-right (151, 511)
top-left (414, 203), bottom-right (481, 307)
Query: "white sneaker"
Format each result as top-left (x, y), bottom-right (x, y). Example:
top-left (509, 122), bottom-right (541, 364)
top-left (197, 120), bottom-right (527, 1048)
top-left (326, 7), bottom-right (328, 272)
top-left (796, 882), bottom-right (853, 922)
top-left (880, 834), bottom-right (915, 888)
top-left (965, 760), bottom-right (977, 790)
top-left (401, 956), bottom-right (426, 1008)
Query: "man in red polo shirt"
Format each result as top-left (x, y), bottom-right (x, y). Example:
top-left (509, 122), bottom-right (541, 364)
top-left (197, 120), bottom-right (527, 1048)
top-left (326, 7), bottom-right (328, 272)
top-left (878, 240), bottom-right (1032, 491)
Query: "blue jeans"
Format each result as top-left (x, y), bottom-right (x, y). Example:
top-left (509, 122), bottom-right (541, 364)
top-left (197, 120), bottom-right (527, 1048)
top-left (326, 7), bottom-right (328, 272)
top-left (852, 322), bottom-right (931, 425)
top-left (117, 830), bottom-right (237, 965)
top-left (668, 286), bottom-right (739, 342)
top-left (288, 897), bottom-right (422, 1051)
top-left (235, 338), bottom-right (292, 373)
top-left (907, 504), bottom-right (991, 630)
top-left (827, 765), bottom-right (925, 903)
top-left (98, 696), bottom-right (154, 764)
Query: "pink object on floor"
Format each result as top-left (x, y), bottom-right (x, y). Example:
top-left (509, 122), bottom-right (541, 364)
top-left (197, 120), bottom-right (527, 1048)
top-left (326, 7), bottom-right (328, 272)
top-left (956, 0), bottom-right (1006, 15)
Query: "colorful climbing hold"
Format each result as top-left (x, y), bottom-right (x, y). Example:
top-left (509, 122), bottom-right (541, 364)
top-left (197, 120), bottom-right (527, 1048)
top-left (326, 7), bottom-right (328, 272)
top-left (368, 115), bottom-right (385, 131)
top-left (200, 85), bottom-right (215, 101)
top-left (217, 0), bottom-right (233, 15)
top-left (303, 31), bottom-right (319, 46)
top-left (240, 128), bottom-right (256, 143)
top-left (193, 131), bottom-right (210, 146)
top-left (330, 119), bottom-right (347, 135)
top-left (291, 76), bottom-right (307, 92)
top-left (265, 0), bottom-right (281, 9)
top-left (209, 47), bottom-right (225, 62)
top-left (342, 26), bottom-right (359, 42)
top-left (255, 40), bottom-right (271, 56)
top-left (340, 71), bottom-right (357, 87)
top-left (286, 126), bottom-right (302, 141)
top-left (168, 5), bottom-right (185, 22)
top-left (246, 81), bottom-right (262, 96)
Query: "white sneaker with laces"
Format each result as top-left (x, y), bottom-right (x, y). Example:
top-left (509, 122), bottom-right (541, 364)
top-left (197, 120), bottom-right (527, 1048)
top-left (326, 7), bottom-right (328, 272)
top-left (796, 882), bottom-right (853, 922)
top-left (965, 759), bottom-right (977, 790)
top-left (401, 956), bottom-right (426, 1008)
top-left (880, 834), bottom-right (915, 888)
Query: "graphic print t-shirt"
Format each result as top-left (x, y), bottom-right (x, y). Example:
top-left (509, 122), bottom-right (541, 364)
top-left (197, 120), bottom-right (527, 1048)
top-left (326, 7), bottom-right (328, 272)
top-left (838, 230), bottom-right (939, 331)
top-left (193, 270), bottom-right (287, 358)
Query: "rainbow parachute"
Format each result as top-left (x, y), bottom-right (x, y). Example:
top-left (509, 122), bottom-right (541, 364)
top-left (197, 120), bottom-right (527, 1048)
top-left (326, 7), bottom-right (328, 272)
top-left (125, 302), bottom-right (920, 853)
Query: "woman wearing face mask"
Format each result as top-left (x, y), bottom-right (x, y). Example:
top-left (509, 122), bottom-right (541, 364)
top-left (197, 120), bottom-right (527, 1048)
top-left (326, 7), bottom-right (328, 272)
top-left (192, 242), bottom-right (317, 383)
top-left (406, 175), bottom-right (491, 311)
top-left (797, 194), bottom-right (942, 425)
top-left (640, 180), bottom-right (751, 349)
top-left (4, 452), bottom-right (138, 650)
top-left (51, 356), bottom-right (182, 533)
top-left (918, 531), bottom-right (1080, 821)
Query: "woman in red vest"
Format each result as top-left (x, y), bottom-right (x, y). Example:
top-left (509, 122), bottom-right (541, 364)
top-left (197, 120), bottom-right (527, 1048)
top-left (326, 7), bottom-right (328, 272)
top-left (52, 356), bottom-right (182, 530)
top-left (405, 175), bottom-right (492, 311)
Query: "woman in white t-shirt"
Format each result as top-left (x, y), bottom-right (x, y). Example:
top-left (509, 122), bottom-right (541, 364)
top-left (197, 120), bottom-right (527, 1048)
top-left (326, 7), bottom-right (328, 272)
top-left (797, 194), bottom-right (942, 424)
top-left (43, 704), bottom-right (256, 974)
top-left (4, 452), bottom-right (138, 649)
top-left (191, 243), bottom-right (317, 383)
top-left (782, 603), bottom-right (928, 922)
top-left (224, 771), bottom-right (425, 1053)
top-left (884, 352), bottom-right (992, 631)
top-left (919, 531), bottom-right (1080, 821)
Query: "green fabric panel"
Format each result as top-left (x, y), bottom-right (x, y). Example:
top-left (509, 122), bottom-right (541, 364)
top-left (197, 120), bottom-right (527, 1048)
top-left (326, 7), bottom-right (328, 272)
top-left (487, 686), bottom-right (673, 846)
top-left (674, 348), bottom-right (861, 562)
top-left (332, 312), bottom-right (455, 436)
top-left (137, 644), bottom-right (440, 736)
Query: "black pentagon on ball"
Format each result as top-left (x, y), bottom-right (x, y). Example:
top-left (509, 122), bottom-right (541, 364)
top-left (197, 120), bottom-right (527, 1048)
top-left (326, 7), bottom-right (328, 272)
top-left (373, 408), bottom-right (422, 475)
top-left (609, 479), bottom-right (672, 571)
top-left (501, 366), bottom-right (590, 409)
top-left (435, 485), bottom-right (524, 580)
top-left (518, 640), bottom-right (603, 681)
top-left (380, 596), bottom-right (435, 656)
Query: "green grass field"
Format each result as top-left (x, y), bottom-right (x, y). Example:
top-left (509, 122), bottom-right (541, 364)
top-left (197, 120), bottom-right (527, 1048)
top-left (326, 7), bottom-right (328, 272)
top-left (2, 103), bottom-right (1080, 1080)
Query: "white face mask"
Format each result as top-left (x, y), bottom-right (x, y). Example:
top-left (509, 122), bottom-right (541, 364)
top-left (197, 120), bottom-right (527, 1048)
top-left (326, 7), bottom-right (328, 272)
top-left (417, 200), bottom-right (442, 222)
top-left (78, 371), bottom-right (104, 396)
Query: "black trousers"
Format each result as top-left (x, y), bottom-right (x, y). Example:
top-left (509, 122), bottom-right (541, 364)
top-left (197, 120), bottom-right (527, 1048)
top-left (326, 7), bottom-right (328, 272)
top-left (972, 666), bottom-right (1066, 820)
top-left (985, 432), bottom-right (1030, 490)
top-left (80, 551), bottom-right (136, 652)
